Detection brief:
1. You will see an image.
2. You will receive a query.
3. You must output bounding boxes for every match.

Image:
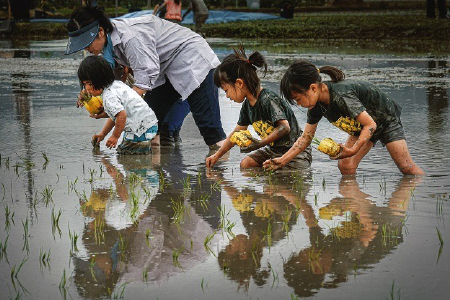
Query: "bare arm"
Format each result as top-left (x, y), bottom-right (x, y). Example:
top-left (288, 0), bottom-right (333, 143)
top-left (263, 122), bottom-right (317, 170)
top-left (333, 111), bottom-right (376, 159)
top-left (106, 110), bottom-right (127, 149)
top-left (206, 124), bottom-right (248, 168)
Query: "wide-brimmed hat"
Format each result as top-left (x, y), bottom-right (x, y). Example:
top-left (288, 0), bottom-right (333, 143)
top-left (65, 20), bottom-right (100, 55)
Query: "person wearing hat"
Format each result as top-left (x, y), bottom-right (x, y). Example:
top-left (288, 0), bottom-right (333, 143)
top-left (66, 5), bottom-right (226, 151)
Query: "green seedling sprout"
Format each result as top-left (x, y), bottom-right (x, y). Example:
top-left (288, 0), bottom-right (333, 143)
top-left (68, 227), bottom-right (79, 252)
top-left (0, 233), bottom-right (9, 262)
top-left (94, 218), bottom-right (105, 245)
top-left (89, 256), bottom-right (97, 282)
top-left (145, 228), bottom-right (151, 247)
top-left (41, 186), bottom-right (54, 207)
top-left (386, 279), bottom-right (401, 300)
top-left (51, 208), bottom-right (62, 238)
top-left (21, 217), bottom-right (29, 253)
top-left (142, 269), bottom-right (148, 282)
top-left (172, 246), bottom-right (184, 268)
top-left (39, 247), bottom-right (51, 270)
top-left (111, 282), bottom-right (128, 299)
top-left (211, 180), bottom-right (222, 192)
top-left (204, 231), bottom-right (216, 256)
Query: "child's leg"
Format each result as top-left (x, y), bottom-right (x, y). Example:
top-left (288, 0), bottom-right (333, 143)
top-left (385, 140), bottom-right (425, 175)
top-left (338, 136), bottom-right (373, 175)
top-left (240, 156), bottom-right (260, 168)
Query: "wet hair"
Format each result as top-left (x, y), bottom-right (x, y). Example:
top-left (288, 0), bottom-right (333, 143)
top-left (280, 60), bottom-right (345, 105)
top-left (174, 0), bottom-right (181, 4)
top-left (78, 56), bottom-right (115, 91)
top-left (213, 45), bottom-right (267, 98)
top-left (67, 6), bottom-right (113, 35)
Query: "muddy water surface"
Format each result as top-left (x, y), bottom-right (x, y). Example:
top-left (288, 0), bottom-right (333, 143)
top-left (0, 38), bottom-right (449, 300)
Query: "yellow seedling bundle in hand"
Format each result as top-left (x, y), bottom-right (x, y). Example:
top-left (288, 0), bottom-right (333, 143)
top-left (80, 92), bottom-right (103, 115)
top-left (313, 137), bottom-right (341, 157)
top-left (230, 130), bottom-right (253, 147)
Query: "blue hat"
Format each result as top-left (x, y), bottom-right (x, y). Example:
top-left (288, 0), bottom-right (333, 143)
top-left (65, 20), bottom-right (100, 55)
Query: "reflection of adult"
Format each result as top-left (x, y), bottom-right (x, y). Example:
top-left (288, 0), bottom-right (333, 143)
top-left (427, 0), bottom-right (447, 18)
top-left (66, 6), bottom-right (226, 150)
top-left (182, 0), bottom-right (209, 36)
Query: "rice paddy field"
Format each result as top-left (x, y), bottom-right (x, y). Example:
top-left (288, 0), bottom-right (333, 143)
top-left (0, 38), bottom-right (449, 300)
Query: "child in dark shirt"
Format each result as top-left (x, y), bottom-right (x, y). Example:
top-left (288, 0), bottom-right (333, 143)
top-left (263, 60), bottom-right (424, 175)
top-left (206, 46), bottom-right (312, 169)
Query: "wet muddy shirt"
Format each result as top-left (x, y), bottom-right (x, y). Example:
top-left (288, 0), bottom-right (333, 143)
top-left (238, 89), bottom-right (305, 153)
top-left (307, 80), bottom-right (402, 138)
top-left (103, 81), bottom-right (158, 137)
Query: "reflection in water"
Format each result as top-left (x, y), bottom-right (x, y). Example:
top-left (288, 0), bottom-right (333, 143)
top-left (11, 45), bottom-right (35, 211)
top-left (73, 150), bottom-right (223, 298)
top-left (284, 176), bottom-right (420, 298)
top-left (211, 169), bottom-right (313, 291)
top-left (427, 60), bottom-right (449, 135)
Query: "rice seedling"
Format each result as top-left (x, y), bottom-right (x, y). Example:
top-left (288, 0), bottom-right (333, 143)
top-left (39, 247), bottom-right (51, 270)
top-left (180, 174), bottom-right (191, 190)
top-left (99, 164), bottom-right (104, 177)
top-left (436, 227), bottom-right (444, 246)
top-left (0, 233), bottom-right (9, 262)
top-left (41, 185), bottom-right (54, 207)
top-left (4, 204), bottom-right (15, 231)
top-left (5, 157), bottom-right (10, 170)
top-left (386, 280), bottom-right (401, 300)
top-left (11, 256), bottom-right (29, 280)
top-left (118, 233), bottom-right (127, 261)
top-left (67, 177), bottom-right (78, 193)
top-left (68, 227), bottom-right (79, 252)
top-left (2, 182), bottom-right (5, 201)
top-left (128, 173), bottom-right (142, 189)
top-left (145, 228), bottom-right (151, 247)
top-left (51, 207), bottom-right (62, 238)
top-left (129, 191), bottom-right (140, 221)
top-left (17, 155), bottom-right (35, 171)
top-left (281, 206), bottom-right (293, 234)
top-left (291, 294), bottom-right (299, 300)
top-left (210, 180), bottom-right (222, 192)
top-left (204, 231), bottom-right (216, 255)
top-left (322, 177), bottom-right (326, 190)
top-left (89, 256), bottom-right (97, 282)
top-left (88, 168), bottom-right (96, 184)
top-left (201, 277), bottom-right (207, 292)
top-left (172, 246), bottom-right (184, 268)
top-left (436, 194), bottom-right (446, 220)
top-left (94, 218), bottom-right (105, 245)
top-left (261, 218), bottom-right (273, 247)
top-left (171, 199), bottom-right (186, 231)
top-left (382, 223), bottom-right (399, 247)
top-left (159, 170), bottom-right (171, 192)
top-left (142, 268), bottom-right (148, 282)
top-left (142, 185), bottom-right (152, 202)
top-left (59, 268), bottom-right (68, 291)
top-left (21, 217), bottom-right (29, 253)
top-left (195, 193), bottom-right (210, 211)
top-left (251, 239), bottom-right (261, 265)
top-left (218, 205), bottom-right (236, 237)
top-left (111, 282), bottom-right (128, 299)
top-left (314, 192), bottom-right (319, 206)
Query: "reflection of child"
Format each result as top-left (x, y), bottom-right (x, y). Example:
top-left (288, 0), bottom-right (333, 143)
top-left (264, 60), bottom-right (424, 175)
top-left (77, 56), bottom-right (158, 154)
top-left (206, 46), bottom-right (312, 169)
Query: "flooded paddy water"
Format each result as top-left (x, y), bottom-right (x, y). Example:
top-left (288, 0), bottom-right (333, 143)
top-left (0, 38), bottom-right (449, 300)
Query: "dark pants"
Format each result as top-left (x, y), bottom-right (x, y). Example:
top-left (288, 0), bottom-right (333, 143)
top-left (427, 0), bottom-right (447, 18)
top-left (161, 99), bottom-right (190, 135)
top-left (144, 68), bottom-right (226, 146)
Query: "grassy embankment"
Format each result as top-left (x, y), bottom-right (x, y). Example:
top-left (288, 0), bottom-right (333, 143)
top-left (9, 13), bottom-right (450, 52)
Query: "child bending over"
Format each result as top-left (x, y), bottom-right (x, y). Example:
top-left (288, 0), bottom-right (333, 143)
top-left (263, 60), bottom-right (424, 175)
top-left (206, 47), bottom-right (312, 169)
top-left (77, 56), bottom-right (158, 155)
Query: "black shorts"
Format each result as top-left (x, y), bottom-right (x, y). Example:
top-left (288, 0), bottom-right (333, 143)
top-left (248, 146), bottom-right (311, 169)
top-left (370, 118), bottom-right (406, 146)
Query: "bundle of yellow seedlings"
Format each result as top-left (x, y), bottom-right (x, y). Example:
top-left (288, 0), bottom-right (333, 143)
top-left (331, 221), bottom-right (362, 239)
top-left (332, 117), bottom-right (362, 134)
top-left (313, 137), bottom-right (341, 157)
top-left (319, 205), bottom-right (343, 220)
top-left (230, 130), bottom-right (253, 147)
top-left (253, 121), bottom-right (274, 139)
top-left (80, 92), bottom-right (104, 115)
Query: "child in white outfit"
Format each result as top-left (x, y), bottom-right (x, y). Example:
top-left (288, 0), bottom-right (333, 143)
top-left (78, 56), bottom-right (158, 154)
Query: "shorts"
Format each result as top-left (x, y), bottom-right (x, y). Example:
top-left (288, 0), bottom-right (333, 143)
top-left (370, 119), bottom-right (405, 147)
top-left (118, 125), bottom-right (158, 155)
top-left (248, 146), bottom-right (311, 169)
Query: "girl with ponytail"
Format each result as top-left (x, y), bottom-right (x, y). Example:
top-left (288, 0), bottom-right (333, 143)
top-left (206, 46), bottom-right (312, 169)
top-left (264, 60), bottom-right (424, 175)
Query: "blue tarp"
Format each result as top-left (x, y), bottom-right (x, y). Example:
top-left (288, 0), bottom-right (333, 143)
top-left (30, 10), bottom-right (282, 24)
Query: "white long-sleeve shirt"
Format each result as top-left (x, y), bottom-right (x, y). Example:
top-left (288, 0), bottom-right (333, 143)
top-left (110, 15), bottom-right (220, 99)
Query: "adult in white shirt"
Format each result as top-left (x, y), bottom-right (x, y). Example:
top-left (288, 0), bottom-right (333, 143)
top-left (66, 5), bottom-right (226, 150)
